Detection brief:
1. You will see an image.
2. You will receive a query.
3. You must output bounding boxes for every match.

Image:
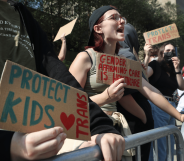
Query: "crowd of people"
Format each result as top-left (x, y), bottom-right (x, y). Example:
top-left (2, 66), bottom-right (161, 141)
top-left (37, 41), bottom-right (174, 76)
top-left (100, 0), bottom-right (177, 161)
top-left (0, 1), bottom-right (184, 161)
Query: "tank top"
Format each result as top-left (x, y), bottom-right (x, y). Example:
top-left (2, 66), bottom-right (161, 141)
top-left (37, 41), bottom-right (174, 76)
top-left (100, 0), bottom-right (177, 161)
top-left (84, 48), bottom-right (117, 112)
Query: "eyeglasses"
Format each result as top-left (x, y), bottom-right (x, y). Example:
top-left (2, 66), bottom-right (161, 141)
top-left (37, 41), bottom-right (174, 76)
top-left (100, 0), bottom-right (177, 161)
top-left (101, 14), bottom-right (126, 24)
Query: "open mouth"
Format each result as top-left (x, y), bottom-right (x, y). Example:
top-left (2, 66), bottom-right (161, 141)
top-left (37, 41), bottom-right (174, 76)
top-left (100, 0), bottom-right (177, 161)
top-left (117, 27), bottom-right (124, 33)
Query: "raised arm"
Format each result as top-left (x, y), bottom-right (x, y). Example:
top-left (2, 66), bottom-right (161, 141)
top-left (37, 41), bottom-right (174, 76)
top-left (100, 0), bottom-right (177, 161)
top-left (138, 78), bottom-right (184, 122)
top-left (58, 34), bottom-right (67, 61)
top-left (144, 43), bottom-right (152, 69)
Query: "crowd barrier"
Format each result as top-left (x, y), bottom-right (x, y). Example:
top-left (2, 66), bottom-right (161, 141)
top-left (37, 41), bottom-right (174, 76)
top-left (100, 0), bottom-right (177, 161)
top-left (41, 125), bottom-right (184, 161)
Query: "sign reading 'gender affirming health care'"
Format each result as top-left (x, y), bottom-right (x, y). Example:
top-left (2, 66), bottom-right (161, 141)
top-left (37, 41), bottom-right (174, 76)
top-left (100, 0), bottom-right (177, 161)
top-left (96, 52), bottom-right (142, 89)
top-left (0, 60), bottom-right (91, 141)
top-left (143, 23), bottom-right (180, 45)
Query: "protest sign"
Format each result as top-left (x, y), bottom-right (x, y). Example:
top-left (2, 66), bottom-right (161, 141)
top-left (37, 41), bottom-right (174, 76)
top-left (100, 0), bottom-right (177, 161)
top-left (96, 52), bottom-right (142, 89)
top-left (0, 60), bottom-right (91, 141)
top-left (143, 23), bottom-right (180, 45)
top-left (53, 18), bottom-right (78, 42)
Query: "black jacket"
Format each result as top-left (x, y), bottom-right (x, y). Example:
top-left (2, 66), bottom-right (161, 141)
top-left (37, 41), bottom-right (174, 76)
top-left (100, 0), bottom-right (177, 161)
top-left (0, 3), bottom-right (120, 161)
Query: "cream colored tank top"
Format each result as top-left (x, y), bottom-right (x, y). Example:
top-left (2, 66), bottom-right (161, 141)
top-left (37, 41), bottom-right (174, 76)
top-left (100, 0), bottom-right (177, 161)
top-left (84, 48), bottom-right (116, 112)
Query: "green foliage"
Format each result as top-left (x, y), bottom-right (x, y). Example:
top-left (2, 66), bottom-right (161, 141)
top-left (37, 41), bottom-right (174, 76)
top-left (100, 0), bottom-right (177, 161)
top-left (18, 0), bottom-right (184, 65)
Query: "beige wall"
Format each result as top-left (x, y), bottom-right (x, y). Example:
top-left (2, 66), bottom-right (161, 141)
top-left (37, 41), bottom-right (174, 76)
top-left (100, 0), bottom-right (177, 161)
top-left (157, 0), bottom-right (176, 5)
top-left (157, 0), bottom-right (184, 10)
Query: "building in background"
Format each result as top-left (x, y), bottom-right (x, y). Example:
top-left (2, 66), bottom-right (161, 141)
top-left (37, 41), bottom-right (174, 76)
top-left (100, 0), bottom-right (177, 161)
top-left (158, 0), bottom-right (184, 11)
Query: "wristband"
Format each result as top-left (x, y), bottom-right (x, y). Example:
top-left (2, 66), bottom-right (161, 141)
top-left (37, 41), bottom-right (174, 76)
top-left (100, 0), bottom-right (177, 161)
top-left (175, 71), bottom-right (181, 74)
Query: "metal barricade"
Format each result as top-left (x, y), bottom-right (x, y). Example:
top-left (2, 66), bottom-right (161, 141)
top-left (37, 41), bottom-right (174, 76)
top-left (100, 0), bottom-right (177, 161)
top-left (41, 125), bottom-right (184, 161)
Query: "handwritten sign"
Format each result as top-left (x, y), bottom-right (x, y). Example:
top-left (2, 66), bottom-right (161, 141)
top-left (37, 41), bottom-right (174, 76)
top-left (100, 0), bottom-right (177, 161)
top-left (143, 23), bottom-right (180, 45)
top-left (96, 53), bottom-right (142, 89)
top-left (53, 18), bottom-right (78, 42)
top-left (0, 60), bottom-right (91, 141)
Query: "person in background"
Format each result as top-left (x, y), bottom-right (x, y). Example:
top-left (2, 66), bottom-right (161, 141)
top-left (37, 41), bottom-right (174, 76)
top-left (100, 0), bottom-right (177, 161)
top-left (146, 43), bottom-right (184, 161)
top-left (118, 23), bottom-right (184, 161)
top-left (0, 1), bottom-right (126, 161)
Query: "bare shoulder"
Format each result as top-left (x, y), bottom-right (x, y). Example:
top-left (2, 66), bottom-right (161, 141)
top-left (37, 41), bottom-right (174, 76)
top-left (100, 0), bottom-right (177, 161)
top-left (77, 49), bottom-right (93, 61)
top-left (70, 50), bottom-right (92, 72)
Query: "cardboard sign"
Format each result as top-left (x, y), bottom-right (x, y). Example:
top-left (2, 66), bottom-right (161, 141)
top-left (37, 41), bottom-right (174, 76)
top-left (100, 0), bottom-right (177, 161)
top-left (0, 60), bottom-right (91, 141)
top-left (143, 23), bottom-right (180, 45)
top-left (53, 18), bottom-right (78, 42)
top-left (96, 52), bottom-right (142, 89)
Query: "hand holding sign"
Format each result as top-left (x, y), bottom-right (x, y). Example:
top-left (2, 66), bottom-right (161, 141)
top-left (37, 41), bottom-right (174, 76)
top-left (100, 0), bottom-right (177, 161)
top-left (105, 78), bottom-right (126, 103)
top-left (144, 43), bottom-right (153, 56)
top-left (0, 60), bottom-right (91, 141)
top-left (53, 18), bottom-right (77, 42)
top-left (11, 127), bottom-right (66, 160)
top-left (60, 33), bottom-right (66, 41)
top-left (96, 52), bottom-right (142, 89)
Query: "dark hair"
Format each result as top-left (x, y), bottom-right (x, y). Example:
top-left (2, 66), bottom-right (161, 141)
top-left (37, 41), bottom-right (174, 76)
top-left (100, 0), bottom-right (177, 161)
top-left (85, 5), bottom-right (121, 54)
top-left (158, 43), bottom-right (174, 62)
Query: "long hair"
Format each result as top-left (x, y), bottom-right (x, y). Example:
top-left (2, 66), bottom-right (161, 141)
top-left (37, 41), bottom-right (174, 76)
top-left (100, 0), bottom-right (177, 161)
top-left (158, 43), bottom-right (175, 74)
top-left (158, 43), bottom-right (174, 62)
top-left (85, 6), bottom-right (121, 54)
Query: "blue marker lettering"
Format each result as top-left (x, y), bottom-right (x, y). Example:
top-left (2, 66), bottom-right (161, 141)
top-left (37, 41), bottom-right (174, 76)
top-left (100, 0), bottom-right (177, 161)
top-left (44, 105), bottom-right (55, 128)
top-left (165, 27), bottom-right (168, 32)
top-left (21, 69), bottom-right (32, 90)
top-left (155, 31), bottom-right (158, 35)
top-left (30, 100), bottom-right (43, 126)
top-left (63, 85), bottom-right (70, 103)
top-left (162, 28), bottom-right (165, 33)
top-left (48, 80), bottom-right (56, 99)
top-left (151, 32), bottom-right (155, 36)
top-left (42, 76), bottom-right (50, 96)
top-left (169, 26), bottom-right (172, 30)
top-left (54, 82), bottom-right (62, 102)
top-left (22, 96), bottom-right (30, 126)
top-left (0, 91), bottom-right (21, 124)
top-left (147, 32), bottom-right (151, 38)
top-left (32, 74), bottom-right (41, 93)
top-left (9, 65), bottom-right (22, 84)
top-left (158, 29), bottom-right (162, 34)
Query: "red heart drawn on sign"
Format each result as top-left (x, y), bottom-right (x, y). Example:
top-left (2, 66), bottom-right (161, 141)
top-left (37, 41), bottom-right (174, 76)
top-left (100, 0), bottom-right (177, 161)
top-left (60, 112), bottom-right (75, 130)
